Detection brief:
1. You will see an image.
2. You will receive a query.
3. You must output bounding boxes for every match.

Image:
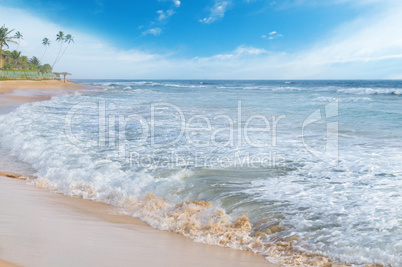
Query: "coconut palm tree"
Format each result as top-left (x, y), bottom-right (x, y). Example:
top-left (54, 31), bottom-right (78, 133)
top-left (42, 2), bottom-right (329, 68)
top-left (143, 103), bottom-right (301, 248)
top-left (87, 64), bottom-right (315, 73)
top-left (20, 56), bottom-right (28, 69)
top-left (0, 25), bottom-right (17, 55)
top-left (52, 31), bottom-right (65, 69)
top-left (29, 56), bottom-right (40, 67)
top-left (40, 37), bottom-right (51, 61)
top-left (54, 34), bottom-right (74, 65)
top-left (10, 50), bottom-right (21, 68)
top-left (14, 31), bottom-right (23, 51)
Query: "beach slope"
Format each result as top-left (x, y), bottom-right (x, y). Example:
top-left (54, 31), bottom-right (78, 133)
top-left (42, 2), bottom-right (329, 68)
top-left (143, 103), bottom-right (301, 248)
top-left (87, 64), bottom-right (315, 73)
top-left (0, 175), bottom-right (276, 267)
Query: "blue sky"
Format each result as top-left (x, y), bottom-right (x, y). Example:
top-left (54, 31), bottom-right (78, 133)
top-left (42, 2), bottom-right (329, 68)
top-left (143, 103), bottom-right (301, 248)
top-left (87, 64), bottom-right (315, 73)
top-left (2, 0), bottom-right (363, 56)
top-left (1, 0), bottom-right (402, 79)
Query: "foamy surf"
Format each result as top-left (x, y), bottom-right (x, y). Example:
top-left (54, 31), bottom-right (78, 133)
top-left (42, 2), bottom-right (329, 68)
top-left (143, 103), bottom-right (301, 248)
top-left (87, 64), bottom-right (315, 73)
top-left (31, 177), bottom-right (336, 266)
top-left (0, 80), bottom-right (401, 266)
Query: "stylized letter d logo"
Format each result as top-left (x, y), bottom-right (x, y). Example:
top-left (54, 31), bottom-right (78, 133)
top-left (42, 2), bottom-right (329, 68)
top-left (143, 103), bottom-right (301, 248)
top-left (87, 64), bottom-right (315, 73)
top-left (302, 100), bottom-right (339, 166)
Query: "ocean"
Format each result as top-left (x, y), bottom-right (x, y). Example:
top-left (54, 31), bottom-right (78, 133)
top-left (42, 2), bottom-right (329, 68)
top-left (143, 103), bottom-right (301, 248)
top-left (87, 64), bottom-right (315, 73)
top-left (0, 80), bottom-right (401, 266)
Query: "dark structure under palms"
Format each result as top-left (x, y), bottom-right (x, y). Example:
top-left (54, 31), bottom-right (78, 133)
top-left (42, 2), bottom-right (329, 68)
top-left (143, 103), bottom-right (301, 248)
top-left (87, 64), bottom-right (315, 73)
top-left (54, 72), bottom-right (72, 83)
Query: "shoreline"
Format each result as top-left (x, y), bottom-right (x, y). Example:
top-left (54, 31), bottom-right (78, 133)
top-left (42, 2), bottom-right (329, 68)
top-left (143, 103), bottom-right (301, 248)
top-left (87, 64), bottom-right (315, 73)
top-left (0, 80), bottom-right (87, 104)
top-left (0, 175), bottom-right (273, 266)
top-left (0, 80), bottom-right (86, 93)
top-left (0, 81), bottom-right (278, 266)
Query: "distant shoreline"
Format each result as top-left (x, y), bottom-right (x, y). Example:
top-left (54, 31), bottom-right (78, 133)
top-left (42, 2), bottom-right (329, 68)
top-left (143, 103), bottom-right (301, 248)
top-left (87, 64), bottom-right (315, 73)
top-left (0, 80), bottom-right (87, 104)
top-left (0, 79), bottom-right (86, 93)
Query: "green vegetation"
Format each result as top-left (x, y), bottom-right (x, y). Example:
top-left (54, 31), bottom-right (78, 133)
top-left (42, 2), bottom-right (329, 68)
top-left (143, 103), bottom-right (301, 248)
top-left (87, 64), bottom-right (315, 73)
top-left (0, 25), bottom-right (17, 55)
top-left (0, 25), bottom-right (74, 80)
top-left (0, 70), bottom-right (54, 80)
top-left (2, 51), bottom-right (51, 73)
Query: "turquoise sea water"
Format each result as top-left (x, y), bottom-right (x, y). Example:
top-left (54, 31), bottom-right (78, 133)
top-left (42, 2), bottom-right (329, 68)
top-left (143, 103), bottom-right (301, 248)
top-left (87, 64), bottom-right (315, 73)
top-left (0, 80), bottom-right (401, 266)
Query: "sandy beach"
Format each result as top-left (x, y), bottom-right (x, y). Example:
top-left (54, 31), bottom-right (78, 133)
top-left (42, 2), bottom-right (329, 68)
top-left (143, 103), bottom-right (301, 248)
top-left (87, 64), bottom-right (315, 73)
top-left (0, 80), bottom-right (86, 104)
top-left (0, 80), bottom-right (86, 93)
top-left (0, 81), bottom-right (276, 267)
top-left (0, 176), bottom-right (273, 267)
top-left (0, 260), bottom-right (19, 267)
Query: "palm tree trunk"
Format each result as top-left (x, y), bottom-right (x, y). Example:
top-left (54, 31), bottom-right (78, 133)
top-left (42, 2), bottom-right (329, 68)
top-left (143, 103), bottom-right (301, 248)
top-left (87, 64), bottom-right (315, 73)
top-left (40, 46), bottom-right (48, 61)
top-left (52, 42), bottom-right (64, 69)
top-left (55, 43), bottom-right (70, 65)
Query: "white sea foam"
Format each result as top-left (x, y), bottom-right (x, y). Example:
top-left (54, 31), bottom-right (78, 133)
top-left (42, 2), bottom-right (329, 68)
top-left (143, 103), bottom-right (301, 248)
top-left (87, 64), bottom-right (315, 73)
top-left (0, 80), bottom-right (401, 266)
top-left (242, 85), bottom-right (302, 91)
top-left (313, 96), bottom-right (373, 102)
top-left (337, 87), bottom-right (402, 95)
top-left (163, 83), bottom-right (208, 88)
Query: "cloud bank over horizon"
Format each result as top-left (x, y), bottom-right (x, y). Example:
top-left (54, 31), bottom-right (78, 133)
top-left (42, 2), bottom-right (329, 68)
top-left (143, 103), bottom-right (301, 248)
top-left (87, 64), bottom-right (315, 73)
top-left (1, 1), bottom-right (402, 79)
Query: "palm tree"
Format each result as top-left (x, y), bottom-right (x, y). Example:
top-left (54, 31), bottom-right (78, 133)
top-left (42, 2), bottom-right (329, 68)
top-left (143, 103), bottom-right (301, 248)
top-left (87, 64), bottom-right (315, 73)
top-left (14, 31), bottom-right (23, 51)
top-left (52, 31), bottom-right (65, 69)
top-left (29, 56), bottom-right (40, 67)
top-left (40, 37), bottom-right (51, 61)
top-left (0, 25), bottom-right (17, 55)
top-left (10, 50), bottom-right (21, 68)
top-left (20, 56), bottom-right (28, 69)
top-left (54, 34), bottom-right (74, 65)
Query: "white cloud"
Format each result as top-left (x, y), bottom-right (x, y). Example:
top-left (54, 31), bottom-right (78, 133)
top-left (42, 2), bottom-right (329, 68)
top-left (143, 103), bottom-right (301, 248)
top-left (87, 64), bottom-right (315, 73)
top-left (158, 0), bottom-right (181, 8)
top-left (262, 31), bottom-right (283, 39)
top-left (268, 34), bottom-right (283, 40)
top-left (145, 0), bottom-right (181, 35)
top-left (235, 46), bottom-right (268, 56)
top-left (142, 27), bottom-right (162, 36)
top-left (157, 9), bottom-right (175, 21)
top-left (173, 0), bottom-right (181, 7)
top-left (204, 46), bottom-right (268, 60)
top-left (200, 1), bottom-right (231, 24)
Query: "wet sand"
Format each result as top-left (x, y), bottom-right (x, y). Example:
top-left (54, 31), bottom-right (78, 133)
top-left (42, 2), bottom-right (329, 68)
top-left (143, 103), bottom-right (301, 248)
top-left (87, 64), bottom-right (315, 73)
top-left (0, 176), bottom-right (274, 267)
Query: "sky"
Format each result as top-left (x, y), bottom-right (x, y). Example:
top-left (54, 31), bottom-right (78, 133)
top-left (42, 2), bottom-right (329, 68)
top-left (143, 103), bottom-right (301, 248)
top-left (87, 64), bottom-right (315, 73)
top-left (1, 0), bottom-right (402, 79)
